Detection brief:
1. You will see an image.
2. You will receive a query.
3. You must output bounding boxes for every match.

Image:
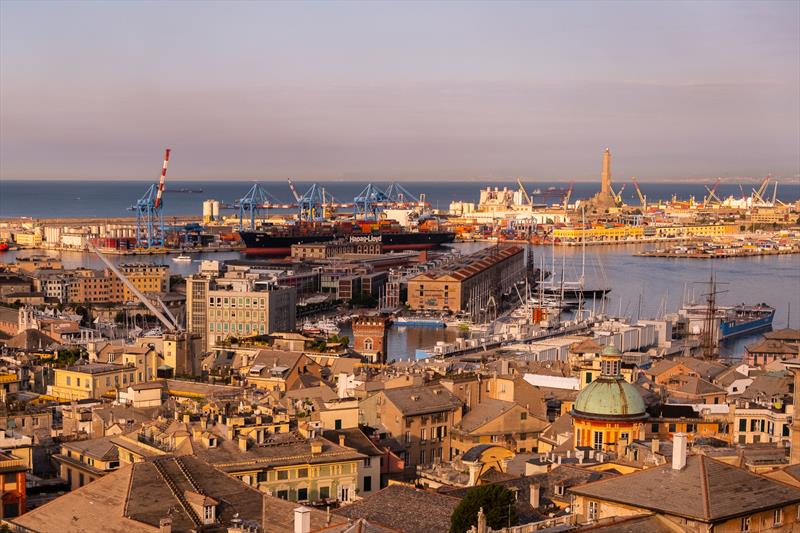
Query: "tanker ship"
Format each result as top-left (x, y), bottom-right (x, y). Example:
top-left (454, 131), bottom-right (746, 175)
top-left (239, 219), bottom-right (455, 255)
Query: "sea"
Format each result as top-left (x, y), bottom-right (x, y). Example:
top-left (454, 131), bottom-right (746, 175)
top-left (1, 179), bottom-right (799, 219)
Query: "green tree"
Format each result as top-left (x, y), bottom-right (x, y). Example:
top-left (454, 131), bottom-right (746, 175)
top-left (449, 484), bottom-right (517, 533)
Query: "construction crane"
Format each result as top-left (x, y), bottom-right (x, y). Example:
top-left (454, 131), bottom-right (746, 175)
top-left (631, 177), bottom-right (647, 210)
top-left (131, 149), bottom-right (171, 249)
top-left (516, 178), bottom-right (532, 206)
top-left (87, 241), bottom-right (180, 332)
top-left (704, 177), bottom-right (722, 206)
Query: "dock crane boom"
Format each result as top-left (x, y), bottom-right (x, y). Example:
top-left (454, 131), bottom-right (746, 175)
top-left (631, 177), bottom-right (647, 209)
top-left (563, 181), bottom-right (574, 211)
top-left (87, 241), bottom-right (180, 332)
top-left (704, 177), bottom-right (722, 205)
top-left (153, 149), bottom-right (171, 209)
top-left (287, 178), bottom-right (302, 202)
top-left (516, 178), bottom-right (532, 206)
top-left (752, 176), bottom-right (770, 203)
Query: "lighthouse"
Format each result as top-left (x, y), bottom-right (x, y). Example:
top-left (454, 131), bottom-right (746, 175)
top-left (601, 148), bottom-right (612, 196)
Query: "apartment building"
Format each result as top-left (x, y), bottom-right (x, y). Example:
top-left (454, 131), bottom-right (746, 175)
top-left (67, 264), bottom-right (168, 304)
top-left (49, 362), bottom-right (145, 401)
top-left (187, 271), bottom-right (297, 351)
top-left (360, 384), bottom-right (463, 470)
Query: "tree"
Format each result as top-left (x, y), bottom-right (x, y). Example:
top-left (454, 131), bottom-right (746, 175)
top-left (449, 484), bottom-right (517, 533)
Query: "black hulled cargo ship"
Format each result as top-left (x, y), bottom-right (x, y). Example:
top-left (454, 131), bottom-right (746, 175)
top-left (239, 219), bottom-right (455, 255)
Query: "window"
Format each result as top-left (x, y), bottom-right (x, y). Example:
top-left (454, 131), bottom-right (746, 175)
top-left (79, 473), bottom-right (84, 487)
top-left (364, 338), bottom-right (373, 351)
top-left (774, 508), bottom-right (783, 526)
top-left (335, 419), bottom-right (342, 430)
top-left (593, 431), bottom-right (603, 451)
top-left (419, 449), bottom-right (425, 464)
top-left (588, 501), bottom-right (598, 521)
top-left (297, 468), bottom-right (308, 478)
top-left (620, 432), bottom-right (629, 442)
top-left (651, 423), bottom-right (659, 433)
top-left (586, 372), bottom-right (593, 384)
top-left (739, 419), bottom-right (747, 432)
top-left (276, 490), bottom-right (288, 500)
top-left (520, 412), bottom-right (527, 421)
top-left (364, 476), bottom-right (372, 491)
top-left (320, 486), bottom-right (330, 499)
top-left (668, 423), bottom-right (676, 433)
top-left (277, 470), bottom-right (288, 480)
top-left (554, 485), bottom-right (564, 496)
top-left (750, 419), bottom-right (758, 432)
top-left (420, 428), bottom-right (427, 442)
top-left (405, 431), bottom-right (411, 444)
top-left (66, 376), bottom-right (71, 386)
top-left (298, 488), bottom-right (308, 500)
top-left (364, 457), bottom-right (371, 467)
top-left (740, 516), bottom-right (751, 531)
top-left (76, 378), bottom-right (81, 387)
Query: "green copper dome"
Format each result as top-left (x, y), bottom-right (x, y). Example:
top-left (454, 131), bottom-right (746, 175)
top-left (601, 344), bottom-right (622, 357)
top-left (573, 378), bottom-right (647, 420)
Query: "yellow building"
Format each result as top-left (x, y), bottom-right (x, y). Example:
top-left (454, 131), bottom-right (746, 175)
top-left (572, 345), bottom-right (648, 452)
top-left (54, 436), bottom-right (120, 490)
top-left (13, 231), bottom-right (42, 247)
top-left (553, 225), bottom-right (644, 243)
top-left (50, 363), bottom-right (144, 401)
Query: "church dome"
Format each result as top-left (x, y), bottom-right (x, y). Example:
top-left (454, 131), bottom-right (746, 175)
top-left (573, 378), bottom-right (647, 420)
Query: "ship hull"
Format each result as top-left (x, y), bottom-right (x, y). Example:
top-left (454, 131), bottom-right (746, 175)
top-left (240, 230), bottom-right (455, 256)
top-left (719, 310), bottom-right (774, 339)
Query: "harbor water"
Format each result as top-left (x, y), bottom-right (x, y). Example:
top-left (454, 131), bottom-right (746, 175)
top-left (2, 243), bottom-right (797, 360)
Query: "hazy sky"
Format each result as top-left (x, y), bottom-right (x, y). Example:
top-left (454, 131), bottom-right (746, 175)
top-left (1, 0), bottom-right (798, 182)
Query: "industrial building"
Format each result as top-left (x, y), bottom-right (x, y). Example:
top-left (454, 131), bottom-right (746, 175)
top-left (407, 245), bottom-right (525, 313)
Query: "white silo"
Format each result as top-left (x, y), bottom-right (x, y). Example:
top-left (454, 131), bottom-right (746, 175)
top-left (211, 200), bottom-right (220, 221)
top-left (203, 200), bottom-right (213, 223)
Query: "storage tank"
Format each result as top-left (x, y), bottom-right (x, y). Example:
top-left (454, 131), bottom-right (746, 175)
top-left (203, 200), bottom-right (213, 223)
top-left (211, 200), bottom-right (220, 221)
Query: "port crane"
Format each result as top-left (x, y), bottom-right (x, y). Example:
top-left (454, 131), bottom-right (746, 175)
top-left (562, 181), bottom-right (574, 211)
top-left (130, 149), bottom-right (170, 249)
top-left (610, 183), bottom-right (626, 206)
top-left (353, 183), bottom-right (390, 220)
top-left (703, 177), bottom-right (723, 206)
top-left (236, 183), bottom-right (279, 230)
top-left (516, 178), bottom-right (533, 206)
top-left (752, 176), bottom-right (771, 204)
top-left (631, 177), bottom-right (647, 210)
top-left (384, 182), bottom-right (422, 207)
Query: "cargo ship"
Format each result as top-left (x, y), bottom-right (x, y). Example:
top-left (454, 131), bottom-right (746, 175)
top-left (239, 219), bottom-right (455, 255)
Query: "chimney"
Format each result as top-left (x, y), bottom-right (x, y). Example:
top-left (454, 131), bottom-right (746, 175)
top-left (200, 417), bottom-right (208, 430)
top-left (159, 518), bottom-right (172, 533)
top-left (182, 413), bottom-right (190, 423)
top-left (294, 506), bottom-right (311, 533)
top-left (238, 435), bottom-right (248, 452)
top-left (672, 432), bottom-right (687, 470)
top-left (529, 483), bottom-right (540, 508)
top-left (651, 438), bottom-right (660, 454)
top-left (338, 434), bottom-right (346, 447)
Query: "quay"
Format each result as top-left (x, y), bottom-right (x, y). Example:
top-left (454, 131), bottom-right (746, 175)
top-left (636, 247), bottom-right (799, 259)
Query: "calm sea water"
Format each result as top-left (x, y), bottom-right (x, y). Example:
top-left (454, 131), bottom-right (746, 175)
top-left (1, 179), bottom-right (798, 219)
top-left (2, 243), bottom-right (798, 359)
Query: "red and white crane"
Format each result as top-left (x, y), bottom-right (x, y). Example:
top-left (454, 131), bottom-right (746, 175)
top-left (153, 148), bottom-right (171, 209)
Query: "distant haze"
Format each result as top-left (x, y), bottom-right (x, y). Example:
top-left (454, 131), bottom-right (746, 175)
top-left (1, 1), bottom-right (798, 182)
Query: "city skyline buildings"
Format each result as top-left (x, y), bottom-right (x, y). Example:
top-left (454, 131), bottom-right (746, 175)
top-left (1, 1), bottom-right (798, 182)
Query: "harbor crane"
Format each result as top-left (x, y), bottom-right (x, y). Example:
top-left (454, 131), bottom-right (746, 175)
top-left (704, 177), bottom-right (723, 206)
top-left (353, 183), bottom-right (390, 220)
top-left (130, 149), bottom-right (170, 249)
top-left (610, 183), bottom-right (626, 206)
top-left (384, 182), bottom-right (421, 206)
top-left (562, 181), bottom-right (574, 211)
top-left (752, 176), bottom-right (771, 204)
top-left (631, 177), bottom-right (647, 210)
top-left (236, 183), bottom-right (278, 230)
top-left (297, 183), bottom-right (327, 222)
top-left (516, 178), bottom-right (533, 206)
top-left (287, 178), bottom-right (302, 202)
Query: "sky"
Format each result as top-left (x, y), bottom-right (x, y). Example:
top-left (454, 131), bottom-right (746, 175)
top-left (1, 0), bottom-right (798, 182)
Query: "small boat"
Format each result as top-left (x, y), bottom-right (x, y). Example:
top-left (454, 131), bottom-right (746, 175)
top-left (0, 243), bottom-right (9, 252)
top-left (393, 316), bottom-right (446, 328)
top-left (172, 254), bottom-right (192, 262)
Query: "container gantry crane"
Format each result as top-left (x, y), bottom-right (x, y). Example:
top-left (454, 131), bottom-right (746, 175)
top-left (235, 183), bottom-right (278, 230)
top-left (131, 149), bottom-right (170, 249)
top-left (353, 183), bottom-right (390, 220)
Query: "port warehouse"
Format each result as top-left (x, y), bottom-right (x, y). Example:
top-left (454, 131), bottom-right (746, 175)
top-left (406, 245), bottom-right (525, 313)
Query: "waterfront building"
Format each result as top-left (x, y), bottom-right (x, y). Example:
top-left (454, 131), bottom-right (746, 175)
top-left (291, 237), bottom-right (382, 260)
top-left (186, 271), bottom-right (296, 351)
top-left (407, 245), bottom-right (525, 313)
top-left (351, 315), bottom-right (389, 363)
top-left (571, 345), bottom-right (648, 452)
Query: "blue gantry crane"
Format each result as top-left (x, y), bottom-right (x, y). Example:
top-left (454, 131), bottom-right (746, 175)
top-left (235, 183), bottom-right (278, 230)
top-left (131, 149), bottom-right (171, 249)
top-left (353, 183), bottom-right (390, 220)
